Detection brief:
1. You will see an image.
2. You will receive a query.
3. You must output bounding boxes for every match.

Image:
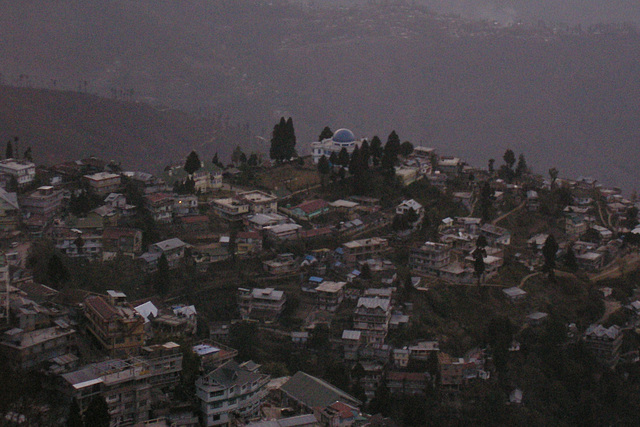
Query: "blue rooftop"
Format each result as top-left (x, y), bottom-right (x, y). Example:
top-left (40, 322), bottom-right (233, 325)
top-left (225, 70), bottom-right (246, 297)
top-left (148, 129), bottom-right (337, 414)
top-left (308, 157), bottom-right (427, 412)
top-left (332, 128), bottom-right (356, 143)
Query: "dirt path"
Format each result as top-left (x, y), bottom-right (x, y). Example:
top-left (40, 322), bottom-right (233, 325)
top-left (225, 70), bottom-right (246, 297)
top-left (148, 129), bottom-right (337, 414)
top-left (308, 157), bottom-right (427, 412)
top-left (519, 271), bottom-right (541, 289)
top-left (492, 201), bottom-right (526, 225)
top-left (597, 300), bottom-right (621, 324)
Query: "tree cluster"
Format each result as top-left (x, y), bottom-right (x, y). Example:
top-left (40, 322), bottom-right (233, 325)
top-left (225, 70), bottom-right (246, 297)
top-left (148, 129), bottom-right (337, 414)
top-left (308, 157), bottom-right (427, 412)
top-left (269, 117), bottom-right (297, 162)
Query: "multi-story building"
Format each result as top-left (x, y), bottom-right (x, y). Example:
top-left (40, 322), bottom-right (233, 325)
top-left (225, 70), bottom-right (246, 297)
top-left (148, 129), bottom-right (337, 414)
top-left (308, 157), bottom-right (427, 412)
top-left (196, 360), bottom-right (270, 427)
top-left (148, 238), bottom-right (188, 269)
top-left (53, 227), bottom-right (103, 260)
top-left (84, 172), bottom-right (122, 196)
top-left (480, 224), bottom-right (511, 246)
top-left (0, 187), bottom-right (19, 231)
top-left (144, 193), bottom-right (175, 224)
top-left (341, 237), bottom-right (389, 267)
top-left (353, 296), bottom-right (391, 345)
top-left (236, 231), bottom-right (262, 255)
top-left (315, 281), bottom-right (346, 312)
top-left (236, 190), bottom-right (278, 214)
top-left (409, 241), bottom-right (451, 276)
top-left (438, 352), bottom-right (474, 389)
top-left (19, 185), bottom-right (64, 219)
top-left (262, 253), bottom-right (298, 275)
top-left (583, 324), bottom-right (623, 367)
top-left (0, 159), bottom-right (36, 187)
top-left (408, 340), bottom-right (440, 361)
top-left (1, 324), bottom-right (76, 369)
top-left (238, 287), bottom-right (286, 322)
top-left (173, 194), bottom-right (199, 217)
top-left (342, 330), bottom-right (362, 361)
top-left (386, 372), bottom-right (429, 396)
top-left (210, 198), bottom-right (249, 222)
top-left (84, 291), bottom-right (145, 357)
top-left (60, 342), bottom-right (182, 427)
top-left (102, 227), bottom-right (143, 257)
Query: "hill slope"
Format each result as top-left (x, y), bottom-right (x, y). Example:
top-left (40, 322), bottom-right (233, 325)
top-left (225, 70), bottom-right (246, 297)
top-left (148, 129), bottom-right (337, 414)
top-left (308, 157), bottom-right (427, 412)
top-left (1, 2), bottom-right (640, 189)
top-left (0, 85), bottom-right (248, 171)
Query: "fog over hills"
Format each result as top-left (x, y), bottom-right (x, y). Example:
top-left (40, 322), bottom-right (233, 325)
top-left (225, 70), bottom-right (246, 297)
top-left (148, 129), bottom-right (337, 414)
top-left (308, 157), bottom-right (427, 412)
top-left (1, 1), bottom-right (640, 190)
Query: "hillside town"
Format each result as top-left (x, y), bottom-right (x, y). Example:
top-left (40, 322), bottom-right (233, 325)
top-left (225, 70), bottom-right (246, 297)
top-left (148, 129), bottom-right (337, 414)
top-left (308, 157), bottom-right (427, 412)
top-left (1, 125), bottom-right (640, 426)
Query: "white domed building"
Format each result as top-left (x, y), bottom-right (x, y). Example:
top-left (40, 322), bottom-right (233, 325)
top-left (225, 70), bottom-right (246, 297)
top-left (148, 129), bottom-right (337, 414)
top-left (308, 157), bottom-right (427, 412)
top-left (311, 128), bottom-right (366, 164)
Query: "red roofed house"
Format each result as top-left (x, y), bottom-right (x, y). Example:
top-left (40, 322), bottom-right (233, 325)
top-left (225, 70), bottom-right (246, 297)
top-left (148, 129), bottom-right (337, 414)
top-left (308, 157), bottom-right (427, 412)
top-left (144, 193), bottom-right (174, 224)
top-left (180, 215), bottom-right (210, 234)
top-left (386, 371), bottom-right (429, 395)
top-left (290, 199), bottom-right (329, 220)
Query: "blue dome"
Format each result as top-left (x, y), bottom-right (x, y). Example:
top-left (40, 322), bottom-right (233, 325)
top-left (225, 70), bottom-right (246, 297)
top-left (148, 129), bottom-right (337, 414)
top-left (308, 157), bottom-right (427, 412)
top-left (332, 128), bottom-right (356, 143)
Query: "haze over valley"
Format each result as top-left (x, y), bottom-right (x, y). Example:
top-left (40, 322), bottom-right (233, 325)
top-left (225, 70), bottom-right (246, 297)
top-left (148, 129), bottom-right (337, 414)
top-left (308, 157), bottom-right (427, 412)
top-left (2, 0), bottom-right (639, 189)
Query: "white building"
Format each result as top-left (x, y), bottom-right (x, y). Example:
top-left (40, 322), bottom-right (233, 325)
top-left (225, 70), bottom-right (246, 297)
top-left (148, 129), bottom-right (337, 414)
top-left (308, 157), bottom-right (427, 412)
top-left (0, 159), bottom-right (36, 187)
top-left (196, 360), bottom-right (270, 426)
top-left (311, 128), bottom-right (365, 164)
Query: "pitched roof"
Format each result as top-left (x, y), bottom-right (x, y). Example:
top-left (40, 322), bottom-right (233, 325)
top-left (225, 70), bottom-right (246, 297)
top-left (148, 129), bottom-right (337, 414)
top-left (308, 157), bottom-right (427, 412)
top-left (293, 199), bottom-right (328, 215)
top-left (84, 295), bottom-right (119, 321)
top-left (280, 371), bottom-right (361, 410)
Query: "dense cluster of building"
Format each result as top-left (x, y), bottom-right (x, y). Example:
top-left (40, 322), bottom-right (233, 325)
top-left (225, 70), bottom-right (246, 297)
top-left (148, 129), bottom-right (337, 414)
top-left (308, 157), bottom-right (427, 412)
top-left (0, 128), bottom-right (639, 426)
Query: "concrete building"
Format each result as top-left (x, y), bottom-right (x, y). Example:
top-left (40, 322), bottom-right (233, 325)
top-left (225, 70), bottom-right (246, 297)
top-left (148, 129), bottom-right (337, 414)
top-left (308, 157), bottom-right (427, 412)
top-left (196, 360), bottom-right (270, 427)
top-left (263, 253), bottom-right (298, 275)
top-left (102, 227), bottom-right (143, 257)
top-left (0, 187), bottom-right (19, 231)
top-left (210, 197), bottom-right (250, 222)
top-left (0, 159), bottom-right (36, 187)
top-left (409, 241), bottom-right (451, 276)
top-left (61, 342), bottom-right (182, 426)
top-left (84, 172), bottom-right (122, 196)
top-left (84, 291), bottom-right (145, 357)
top-left (54, 227), bottom-right (103, 260)
top-left (19, 186), bottom-right (64, 219)
top-left (353, 296), bottom-right (392, 345)
top-left (1, 324), bottom-right (76, 369)
top-left (314, 281), bottom-right (346, 312)
top-left (238, 287), bottom-right (287, 322)
top-left (237, 190), bottom-right (278, 214)
top-left (341, 237), bottom-right (389, 267)
top-left (148, 238), bottom-right (188, 269)
top-left (144, 193), bottom-right (175, 224)
top-left (583, 324), bottom-right (623, 367)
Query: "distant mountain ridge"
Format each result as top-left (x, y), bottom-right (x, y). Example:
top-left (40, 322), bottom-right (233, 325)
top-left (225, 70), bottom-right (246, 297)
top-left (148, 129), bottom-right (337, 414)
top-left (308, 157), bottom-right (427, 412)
top-left (1, 2), bottom-right (640, 190)
top-left (0, 85), bottom-right (247, 172)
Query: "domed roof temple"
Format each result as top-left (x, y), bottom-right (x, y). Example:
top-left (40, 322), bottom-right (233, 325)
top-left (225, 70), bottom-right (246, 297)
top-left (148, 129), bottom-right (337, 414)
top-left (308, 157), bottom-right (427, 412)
top-left (311, 128), bottom-right (365, 164)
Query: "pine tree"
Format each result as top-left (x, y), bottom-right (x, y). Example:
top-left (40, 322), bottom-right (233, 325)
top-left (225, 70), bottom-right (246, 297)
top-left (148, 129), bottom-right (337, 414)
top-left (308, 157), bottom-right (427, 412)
top-left (23, 147), bottom-right (33, 162)
top-left (399, 140), bottom-right (414, 157)
top-left (318, 126), bottom-right (333, 141)
top-left (47, 254), bottom-right (69, 288)
top-left (359, 140), bottom-right (370, 170)
top-left (503, 149), bottom-right (516, 169)
top-left (5, 140), bottom-right (13, 159)
top-left (184, 150), bottom-right (201, 175)
top-left (370, 135), bottom-right (383, 166)
top-left (542, 234), bottom-right (559, 280)
top-left (329, 151), bottom-right (338, 166)
top-left (284, 117), bottom-right (297, 160)
top-left (515, 154), bottom-right (528, 178)
top-left (317, 155), bottom-right (330, 188)
top-left (337, 147), bottom-right (350, 167)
